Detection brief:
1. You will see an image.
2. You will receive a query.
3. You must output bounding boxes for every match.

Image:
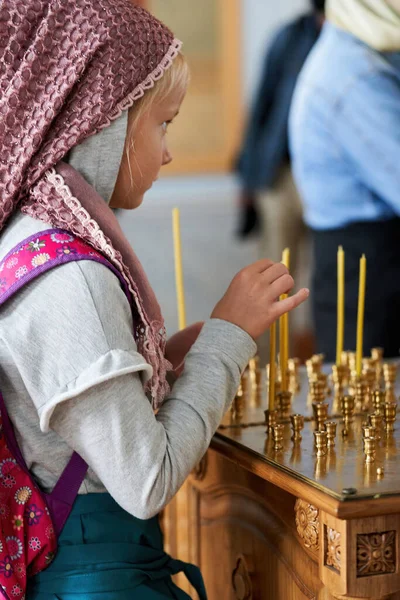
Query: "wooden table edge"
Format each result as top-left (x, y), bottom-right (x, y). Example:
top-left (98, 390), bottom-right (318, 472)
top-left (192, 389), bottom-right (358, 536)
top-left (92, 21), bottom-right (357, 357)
top-left (212, 432), bottom-right (400, 519)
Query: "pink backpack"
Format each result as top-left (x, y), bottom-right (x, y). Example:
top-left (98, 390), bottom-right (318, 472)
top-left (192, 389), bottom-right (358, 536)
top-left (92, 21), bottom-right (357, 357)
top-left (0, 229), bottom-right (131, 600)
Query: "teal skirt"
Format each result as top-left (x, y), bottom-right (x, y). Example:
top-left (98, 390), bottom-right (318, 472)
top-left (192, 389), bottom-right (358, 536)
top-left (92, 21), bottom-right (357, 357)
top-left (27, 494), bottom-right (207, 600)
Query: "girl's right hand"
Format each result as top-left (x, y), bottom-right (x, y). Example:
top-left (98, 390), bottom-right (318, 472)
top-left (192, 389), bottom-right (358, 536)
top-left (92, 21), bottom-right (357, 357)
top-left (210, 259), bottom-right (309, 340)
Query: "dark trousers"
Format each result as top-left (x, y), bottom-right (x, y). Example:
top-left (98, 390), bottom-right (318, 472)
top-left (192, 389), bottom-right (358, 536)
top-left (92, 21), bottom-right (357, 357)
top-left (312, 219), bottom-right (400, 362)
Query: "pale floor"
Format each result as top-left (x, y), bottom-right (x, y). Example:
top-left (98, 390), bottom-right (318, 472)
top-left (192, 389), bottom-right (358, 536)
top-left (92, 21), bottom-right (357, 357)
top-left (117, 174), bottom-right (258, 337)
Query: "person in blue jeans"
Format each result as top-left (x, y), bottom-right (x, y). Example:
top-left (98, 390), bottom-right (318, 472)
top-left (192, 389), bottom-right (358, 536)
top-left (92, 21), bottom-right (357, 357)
top-left (290, 0), bottom-right (400, 360)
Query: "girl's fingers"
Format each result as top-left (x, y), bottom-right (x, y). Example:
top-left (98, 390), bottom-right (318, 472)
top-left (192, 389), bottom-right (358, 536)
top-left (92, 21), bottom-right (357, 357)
top-left (248, 258), bottom-right (275, 274)
top-left (261, 262), bottom-right (289, 284)
top-left (266, 273), bottom-right (294, 299)
top-left (271, 288), bottom-right (310, 319)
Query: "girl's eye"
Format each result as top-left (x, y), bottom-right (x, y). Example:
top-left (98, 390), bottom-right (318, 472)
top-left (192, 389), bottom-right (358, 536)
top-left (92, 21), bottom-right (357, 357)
top-left (162, 120), bottom-right (173, 133)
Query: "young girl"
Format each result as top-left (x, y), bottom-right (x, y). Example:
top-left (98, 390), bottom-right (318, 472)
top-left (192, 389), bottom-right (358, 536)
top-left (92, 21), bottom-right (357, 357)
top-left (0, 1), bottom-right (309, 598)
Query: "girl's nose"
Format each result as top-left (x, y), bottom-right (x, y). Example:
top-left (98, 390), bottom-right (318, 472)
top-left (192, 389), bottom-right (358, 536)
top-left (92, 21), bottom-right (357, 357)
top-left (162, 148), bottom-right (173, 166)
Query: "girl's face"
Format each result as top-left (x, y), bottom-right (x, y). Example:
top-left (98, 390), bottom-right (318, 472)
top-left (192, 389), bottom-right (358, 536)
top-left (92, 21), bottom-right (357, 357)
top-left (109, 84), bottom-right (185, 209)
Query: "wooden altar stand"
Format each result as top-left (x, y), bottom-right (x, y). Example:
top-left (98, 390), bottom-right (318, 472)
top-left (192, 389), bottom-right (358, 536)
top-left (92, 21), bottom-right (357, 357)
top-left (164, 370), bottom-right (400, 600)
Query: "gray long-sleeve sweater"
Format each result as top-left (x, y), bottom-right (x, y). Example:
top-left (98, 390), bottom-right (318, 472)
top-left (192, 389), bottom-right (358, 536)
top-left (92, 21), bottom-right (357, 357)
top-left (0, 212), bottom-right (256, 519)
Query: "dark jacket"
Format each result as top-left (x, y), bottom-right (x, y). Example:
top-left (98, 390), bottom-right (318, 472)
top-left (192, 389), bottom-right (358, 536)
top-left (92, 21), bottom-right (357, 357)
top-left (237, 14), bottom-right (320, 192)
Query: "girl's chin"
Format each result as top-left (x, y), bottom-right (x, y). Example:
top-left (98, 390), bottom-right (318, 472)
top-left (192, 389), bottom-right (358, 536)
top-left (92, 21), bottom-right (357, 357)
top-left (130, 193), bottom-right (145, 209)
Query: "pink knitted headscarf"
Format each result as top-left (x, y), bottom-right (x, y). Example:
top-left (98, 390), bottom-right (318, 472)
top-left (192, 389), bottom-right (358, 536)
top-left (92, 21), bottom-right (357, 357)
top-left (0, 0), bottom-right (182, 407)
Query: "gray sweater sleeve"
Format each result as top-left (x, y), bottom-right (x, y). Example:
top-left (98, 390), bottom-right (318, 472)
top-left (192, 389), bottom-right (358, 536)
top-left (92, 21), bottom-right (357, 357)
top-left (0, 214), bottom-right (256, 518)
top-left (50, 319), bottom-right (255, 519)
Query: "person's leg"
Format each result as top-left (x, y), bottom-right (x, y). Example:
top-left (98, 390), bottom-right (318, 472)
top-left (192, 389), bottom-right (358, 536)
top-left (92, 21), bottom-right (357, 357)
top-left (312, 219), bottom-right (400, 361)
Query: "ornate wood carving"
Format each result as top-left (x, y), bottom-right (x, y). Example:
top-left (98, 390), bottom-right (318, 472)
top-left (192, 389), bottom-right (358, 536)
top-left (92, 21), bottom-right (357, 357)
top-left (232, 555), bottom-right (253, 600)
top-left (325, 526), bottom-right (341, 574)
top-left (192, 453), bottom-right (208, 481)
top-left (357, 531), bottom-right (396, 577)
top-left (295, 498), bottom-right (319, 551)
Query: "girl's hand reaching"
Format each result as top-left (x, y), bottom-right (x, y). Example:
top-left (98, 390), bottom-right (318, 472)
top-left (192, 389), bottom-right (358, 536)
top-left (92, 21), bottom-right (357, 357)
top-left (211, 259), bottom-right (309, 340)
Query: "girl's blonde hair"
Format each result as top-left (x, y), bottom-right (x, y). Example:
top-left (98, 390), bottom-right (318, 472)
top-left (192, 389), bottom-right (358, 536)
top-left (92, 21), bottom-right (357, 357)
top-left (128, 53), bottom-right (189, 135)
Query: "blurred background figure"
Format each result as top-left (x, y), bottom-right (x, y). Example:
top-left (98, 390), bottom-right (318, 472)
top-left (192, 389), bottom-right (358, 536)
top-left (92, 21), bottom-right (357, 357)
top-left (290, 0), bottom-right (400, 361)
top-left (235, 0), bottom-right (325, 359)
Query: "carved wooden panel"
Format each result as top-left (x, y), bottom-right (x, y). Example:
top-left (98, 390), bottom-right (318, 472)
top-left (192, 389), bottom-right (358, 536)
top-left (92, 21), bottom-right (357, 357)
top-left (295, 498), bottom-right (320, 551)
top-left (324, 525), bottom-right (341, 574)
top-left (188, 450), bottom-right (322, 600)
top-left (231, 555), bottom-right (253, 600)
top-left (357, 531), bottom-right (396, 578)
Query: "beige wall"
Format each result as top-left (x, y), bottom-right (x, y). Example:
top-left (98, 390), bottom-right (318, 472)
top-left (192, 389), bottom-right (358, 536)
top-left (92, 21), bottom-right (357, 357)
top-left (148, 0), bottom-right (242, 175)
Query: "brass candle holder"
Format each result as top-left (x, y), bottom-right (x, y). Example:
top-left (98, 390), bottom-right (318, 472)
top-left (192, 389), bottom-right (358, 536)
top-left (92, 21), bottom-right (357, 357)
top-left (362, 425), bottom-right (377, 447)
top-left (306, 355), bottom-right (323, 383)
top-left (231, 392), bottom-right (245, 423)
top-left (290, 414), bottom-right (304, 442)
top-left (340, 350), bottom-right (351, 368)
top-left (373, 390), bottom-right (385, 415)
top-left (354, 374), bottom-right (368, 413)
top-left (314, 430), bottom-right (328, 457)
top-left (369, 413), bottom-right (383, 440)
top-left (371, 347), bottom-right (383, 385)
top-left (312, 401), bottom-right (329, 431)
top-left (371, 347), bottom-right (383, 361)
top-left (363, 367), bottom-right (376, 410)
top-left (240, 372), bottom-right (249, 397)
top-left (264, 409), bottom-right (278, 435)
top-left (271, 424), bottom-right (284, 451)
top-left (348, 352), bottom-right (357, 374)
top-left (308, 378), bottom-right (326, 406)
top-left (248, 356), bottom-right (259, 383)
top-left (249, 368), bottom-right (263, 408)
top-left (341, 395), bottom-right (355, 434)
top-left (332, 363), bottom-right (349, 390)
top-left (384, 401), bottom-right (397, 433)
top-left (318, 372), bottom-right (331, 396)
top-left (255, 368), bottom-right (262, 388)
top-left (331, 364), bottom-right (349, 412)
top-left (364, 436), bottom-right (377, 463)
top-left (383, 362), bottom-right (397, 390)
top-left (276, 390), bottom-right (293, 418)
top-left (325, 421), bottom-right (337, 448)
top-left (288, 358), bottom-right (301, 394)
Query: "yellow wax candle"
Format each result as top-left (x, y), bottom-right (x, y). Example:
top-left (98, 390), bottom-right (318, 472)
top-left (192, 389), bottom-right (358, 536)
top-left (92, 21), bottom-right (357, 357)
top-left (280, 248), bottom-right (290, 391)
top-left (268, 321), bottom-right (277, 410)
top-left (356, 254), bottom-right (367, 376)
top-left (172, 207), bottom-right (186, 331)
top-left (336, 246), bottom-right (345, 366)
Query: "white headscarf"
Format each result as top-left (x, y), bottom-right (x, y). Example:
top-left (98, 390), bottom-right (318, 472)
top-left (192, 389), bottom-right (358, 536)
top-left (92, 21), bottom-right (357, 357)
top-left (327, 0), bottom-right (400, 51)
top-left (67, 112), bottom-right (128, 205)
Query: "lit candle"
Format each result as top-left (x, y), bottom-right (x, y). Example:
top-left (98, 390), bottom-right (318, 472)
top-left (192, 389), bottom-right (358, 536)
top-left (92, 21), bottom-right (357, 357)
top-left (172, 207), bottom-right (186, 331)
top-left (336, 246), bottom-right (345, 366)
top-left (356, 254), bottom-right (367, 376)
top-left (268, 321), bottom-right (276, 410)
top-left (280, 248), bottom-right (290, 391)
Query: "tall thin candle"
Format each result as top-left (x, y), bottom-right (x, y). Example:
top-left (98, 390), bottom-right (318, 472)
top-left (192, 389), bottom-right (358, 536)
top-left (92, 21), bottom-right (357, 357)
top-left (172, 207), bottom-right (186, 331)
top-left (336, 246), bottom-right (345, 366)
top-left (356, 254), bottom-right (367, 376)
top-left (268, 321), bottom-right (277, 410)
top-left (280, 248), bottom-right (290, 391)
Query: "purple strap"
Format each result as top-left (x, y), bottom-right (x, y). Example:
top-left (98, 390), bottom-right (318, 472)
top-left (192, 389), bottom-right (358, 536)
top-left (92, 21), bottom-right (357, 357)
top-left (0, 229), bottom-right (132, 534)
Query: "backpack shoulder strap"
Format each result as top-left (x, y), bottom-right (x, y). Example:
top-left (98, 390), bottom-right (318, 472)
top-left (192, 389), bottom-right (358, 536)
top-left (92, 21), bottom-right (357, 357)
top-left (0, 228), bottom-right (132, 534)
top-left (0, 228), bottom-right (132, 306)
